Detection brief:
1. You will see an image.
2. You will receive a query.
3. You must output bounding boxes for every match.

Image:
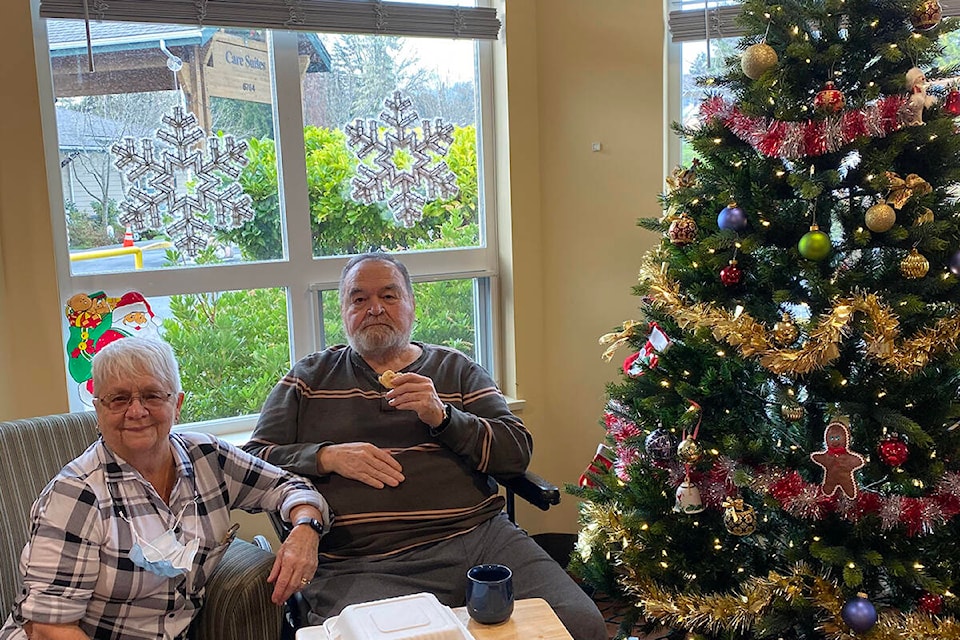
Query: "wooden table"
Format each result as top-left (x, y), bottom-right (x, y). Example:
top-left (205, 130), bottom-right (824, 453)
top-left (452, 598), bottom-right (572, 640)
top-left (296, 597), bottom-right (572, 640)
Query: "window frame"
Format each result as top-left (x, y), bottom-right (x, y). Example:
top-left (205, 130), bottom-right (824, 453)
top-left (33, 2), bottom-right (503, 432)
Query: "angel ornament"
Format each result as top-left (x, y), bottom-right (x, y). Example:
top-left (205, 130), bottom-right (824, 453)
top-left (904, 67), bottom-right (936, 126)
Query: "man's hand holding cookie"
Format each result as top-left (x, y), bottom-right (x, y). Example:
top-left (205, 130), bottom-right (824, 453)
top-left (378, 369), bottom-right (399, 389)
top-left (380, 371), bottom-right (447, 428)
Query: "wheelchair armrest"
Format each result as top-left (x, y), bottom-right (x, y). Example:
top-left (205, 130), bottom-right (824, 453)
top-left (499, 470), bottom-right (560, 520)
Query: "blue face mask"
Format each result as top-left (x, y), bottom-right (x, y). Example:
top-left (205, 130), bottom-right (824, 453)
top-left (129, 528), bottom-right (200, 578)
top-left (122, 497), bottom-right (199, 579)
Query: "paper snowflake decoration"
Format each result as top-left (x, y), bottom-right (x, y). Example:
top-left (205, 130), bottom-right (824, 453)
top-left (111, 105), bottom-right (254, 257)
top-left (345, 90), bottom-right (460, 228)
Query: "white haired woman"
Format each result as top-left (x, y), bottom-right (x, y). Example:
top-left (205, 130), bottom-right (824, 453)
top-left (0, 337), bottom-right (331, 640)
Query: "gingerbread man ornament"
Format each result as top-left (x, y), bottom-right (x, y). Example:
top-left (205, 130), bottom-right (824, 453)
top-left (810, 420), bottom-right (865, 499)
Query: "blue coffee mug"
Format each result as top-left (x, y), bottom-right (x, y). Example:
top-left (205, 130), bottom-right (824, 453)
top-left (465, 564), bottom-right (514, 624)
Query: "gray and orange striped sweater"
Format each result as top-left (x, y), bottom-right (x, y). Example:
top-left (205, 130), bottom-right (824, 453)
top-left (243, 343), bottom-right (533, 558)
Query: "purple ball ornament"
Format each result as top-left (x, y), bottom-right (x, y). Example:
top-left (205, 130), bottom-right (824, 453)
top-left (644, 428), bottom-right (677, 464)
top-left (949, 250), bottom-right (960, 276)
top-left (717, 202), bottom-right (748, 232)
top-left (841, 594), bottom-right (878, 634)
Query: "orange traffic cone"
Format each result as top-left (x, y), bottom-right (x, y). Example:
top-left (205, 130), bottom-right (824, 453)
top-left (122, 227), bottom-right (134, 247)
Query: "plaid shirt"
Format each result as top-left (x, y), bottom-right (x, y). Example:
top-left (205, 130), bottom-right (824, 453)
top-left (0, 432), bottom-right (328, 640)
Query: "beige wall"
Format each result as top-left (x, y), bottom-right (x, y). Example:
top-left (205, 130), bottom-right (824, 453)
top-left (1, 1), bottom-right (70, 420)
top-left (0, 0), bottom-right (664, 536)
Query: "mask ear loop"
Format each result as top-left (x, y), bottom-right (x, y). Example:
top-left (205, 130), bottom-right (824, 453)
top-left (120, 509), bottom-right (167, 558)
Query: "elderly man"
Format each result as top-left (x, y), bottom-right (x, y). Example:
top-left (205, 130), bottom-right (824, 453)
top-left (243, 252), bottom-right (606, 640)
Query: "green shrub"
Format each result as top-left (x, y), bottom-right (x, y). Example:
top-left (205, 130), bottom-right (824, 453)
top-left (66, 200), bottom-right (119, 249)
top-left (162, 288), bottom-right (290, 423)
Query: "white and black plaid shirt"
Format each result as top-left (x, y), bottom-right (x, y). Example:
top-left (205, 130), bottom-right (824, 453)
top-left (1, 432), bottom-right (328, 640)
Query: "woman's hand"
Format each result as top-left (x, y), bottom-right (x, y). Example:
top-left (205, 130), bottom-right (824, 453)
top-left (267, 524), bottom-right (320, 605)
top-left (23, 621), bottom-right (91, 640)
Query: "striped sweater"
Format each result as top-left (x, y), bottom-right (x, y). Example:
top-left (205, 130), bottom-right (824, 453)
top-left (243, 343), bottom-right (532, 558)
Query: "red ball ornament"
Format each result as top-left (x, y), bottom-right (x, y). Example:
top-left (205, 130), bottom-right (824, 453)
top-left (878, 434), bottom-right (909, 467)
top-left (945, 89), bottom-right (960, 116)
top-left (918, 592), bottom-right (943, 615)
top-left (813, 81), bottom-right (845, 114)
top-left (720, 259), bottom-right (743, 286)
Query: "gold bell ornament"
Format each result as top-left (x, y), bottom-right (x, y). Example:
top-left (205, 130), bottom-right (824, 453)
top-left (900, 247), bottom-right (929, 280)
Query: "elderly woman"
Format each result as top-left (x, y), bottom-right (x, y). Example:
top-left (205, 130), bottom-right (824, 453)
top-left (0, 338), bottom-right (331, 640)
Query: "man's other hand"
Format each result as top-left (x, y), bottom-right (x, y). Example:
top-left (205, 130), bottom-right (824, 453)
top-left (318, 442), bottom-right (405, 488)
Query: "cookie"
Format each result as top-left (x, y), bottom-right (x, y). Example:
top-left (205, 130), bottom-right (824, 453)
top-left (378, 370), bottom-right (399, 389)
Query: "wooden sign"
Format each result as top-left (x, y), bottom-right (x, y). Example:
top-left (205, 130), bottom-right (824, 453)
top-left (204, 32), bottom-right (273, 103)
top-left (202, 32), bottom-right (312, 104)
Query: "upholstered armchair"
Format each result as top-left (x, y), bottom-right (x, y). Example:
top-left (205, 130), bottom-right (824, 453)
top-left (0, 412), bottom-right (282, 640)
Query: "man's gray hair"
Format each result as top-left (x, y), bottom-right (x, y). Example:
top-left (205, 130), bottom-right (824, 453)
top-left (339, 252), bottom-right (414, 305)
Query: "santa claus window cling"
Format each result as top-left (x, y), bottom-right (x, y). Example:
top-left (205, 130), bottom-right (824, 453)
top-left (64, 290), bottom-right (162, 406)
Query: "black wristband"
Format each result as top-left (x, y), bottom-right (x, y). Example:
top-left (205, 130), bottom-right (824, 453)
top-left (437, 403), bottom-right (452, 430)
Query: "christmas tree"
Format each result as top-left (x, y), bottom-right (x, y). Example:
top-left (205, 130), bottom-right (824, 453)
top-left (569, 1), bottom-right (960, 638)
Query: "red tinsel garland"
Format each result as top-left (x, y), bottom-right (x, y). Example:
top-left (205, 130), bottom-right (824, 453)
top-left (699, 95), bottom-right (910, 160)
top-left (600, 412), bottom-right (960, 535)
top-left (680, 458), bottom-right (960, 536)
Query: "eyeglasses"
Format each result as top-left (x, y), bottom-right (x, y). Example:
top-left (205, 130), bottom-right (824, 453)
top-left (95, 391), bottom-right (175, 413)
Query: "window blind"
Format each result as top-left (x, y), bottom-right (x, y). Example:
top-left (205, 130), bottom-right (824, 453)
top-left (38, 0), bottom-right (500, 40)
top-left (668, 1), bottom-right (960, 43)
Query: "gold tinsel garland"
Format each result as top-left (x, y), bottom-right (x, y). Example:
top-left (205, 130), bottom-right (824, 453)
top-left (601, 264), bottom-right (960, 377)
top-left (577, 505), bottom-right (960, 637)
top-left (615, 558), bottom-right (960, 639)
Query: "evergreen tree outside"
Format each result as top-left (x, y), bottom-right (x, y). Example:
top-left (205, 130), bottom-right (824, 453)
top-left (571, 1), bottom-right (960, 638)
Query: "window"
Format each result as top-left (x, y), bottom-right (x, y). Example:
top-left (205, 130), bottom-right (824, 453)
top-left (37, 1), bottom-right (501, 431)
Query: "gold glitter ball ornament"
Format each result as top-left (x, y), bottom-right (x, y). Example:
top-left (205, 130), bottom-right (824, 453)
top-left (741, 43), bottom-right (778, 80)
top-left (781, 404), bottom-right (805, 421)
top-left (865, 199), bottom-right (896, 233)
top-left (676, 436), bottom-right (703, 464)
top-left (668, 213), bottom-right (698, 245)
top-left (772, 312), bottom-right (799, 346)
top-left (900, 248), bottom-right (930, 279)
top-left (722, 499), bottom-right (757, 536)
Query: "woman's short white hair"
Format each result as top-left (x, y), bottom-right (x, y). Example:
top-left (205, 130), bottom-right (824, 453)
top-left (92, 338), bottom-right (183, 394)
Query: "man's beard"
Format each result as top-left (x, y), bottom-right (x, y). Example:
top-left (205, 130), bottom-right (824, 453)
top-left (347, 322), bottom-right (411, 359)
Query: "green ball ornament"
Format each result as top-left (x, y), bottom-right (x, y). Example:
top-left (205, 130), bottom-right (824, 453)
top-left (799, 224), bottom-right (831, 261)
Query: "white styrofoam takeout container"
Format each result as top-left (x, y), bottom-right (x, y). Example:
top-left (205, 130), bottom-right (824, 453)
top-left (296, 593), bottom-right (473, 640)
